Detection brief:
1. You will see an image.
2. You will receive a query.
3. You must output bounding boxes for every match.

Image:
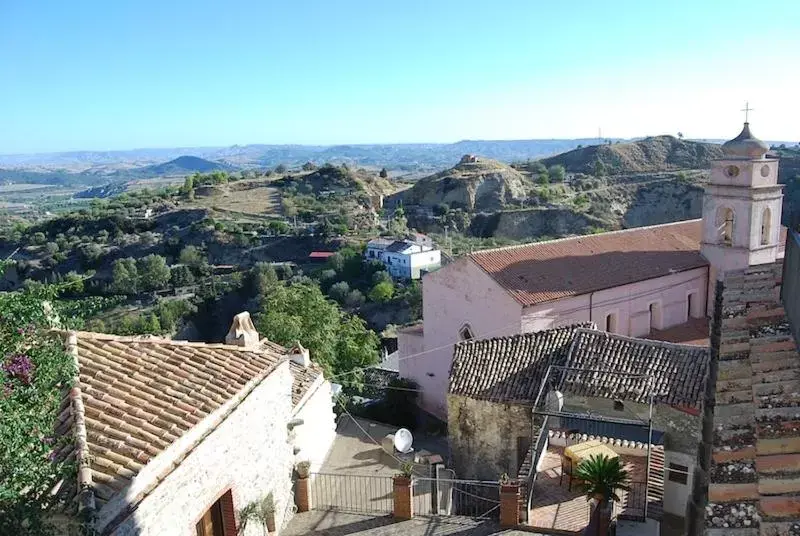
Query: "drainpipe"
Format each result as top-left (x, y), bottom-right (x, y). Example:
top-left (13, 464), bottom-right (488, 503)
top-left (589, 292), bottom-right (594, 324)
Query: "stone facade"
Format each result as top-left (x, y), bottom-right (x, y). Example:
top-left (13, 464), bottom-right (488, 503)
top-left (448, 395), bottom-right (534, 481)
top-left (101, 362), bottom-right (296, 536)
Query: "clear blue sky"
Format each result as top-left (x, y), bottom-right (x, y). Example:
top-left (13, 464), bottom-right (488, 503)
top-left (1, 0), bottom-right (798, 153)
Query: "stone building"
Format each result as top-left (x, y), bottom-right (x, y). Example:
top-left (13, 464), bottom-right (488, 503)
top-left (51, 312), bottom-right (336, 536)
top-left (399, 120), bottom-right (788, 420)
top-left (448, 323), bottom-right (709, 520)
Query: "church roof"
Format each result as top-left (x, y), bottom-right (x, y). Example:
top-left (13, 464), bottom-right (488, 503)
top-left (448, 325), bottom-right (709, 409)
top-left (469, 219), bottom-right (707, 307)
top-left (721, 122), bottom-right (770, 160)
top-left (52, 331), bottom-right (320, 516)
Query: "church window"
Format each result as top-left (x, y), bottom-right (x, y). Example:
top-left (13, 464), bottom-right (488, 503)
top-left (649, 302), bottom-right (662, 331)
top-left (605, 313), bottom-right (617, 333)
top-left (717, 207), bottom-right (734, 246)
top-left (459, 324), bottom-right (474, 341)
top-left (761, 208), bottom-right (771, 246)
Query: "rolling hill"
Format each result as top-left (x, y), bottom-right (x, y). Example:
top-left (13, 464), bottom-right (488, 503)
top-left (538, 135), bottom-right (724, 175)
top-left (133, 155), bottom-right (236, 176)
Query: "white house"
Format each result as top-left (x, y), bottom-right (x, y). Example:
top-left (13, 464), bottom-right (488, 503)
top-left (52, 312), bottom-right (336, 536)
top-left (365, 239), bottom-right (441, 280)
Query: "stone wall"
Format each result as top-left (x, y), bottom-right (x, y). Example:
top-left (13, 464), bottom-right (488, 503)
top-left (447, 395), bottom-right (533, 481)
top-left (103, 361), bottom-right (296, 536)
top-left (699, 261), bottom-right (800, 535)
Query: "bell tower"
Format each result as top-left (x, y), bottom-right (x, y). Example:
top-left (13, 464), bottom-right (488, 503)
top-left (701, 119), bottom-right (783, 273)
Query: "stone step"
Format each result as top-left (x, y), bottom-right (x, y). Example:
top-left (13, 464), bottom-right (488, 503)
top-left (759, 495), bottom-right (800, 520)
top-left (753, 380), bottom-right (800, 397)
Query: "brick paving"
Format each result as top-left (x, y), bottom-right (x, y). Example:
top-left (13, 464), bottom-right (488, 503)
top-left (528, 444), bottom-right (664, 532)
top-left (283, 511), bottom-right (548, 536)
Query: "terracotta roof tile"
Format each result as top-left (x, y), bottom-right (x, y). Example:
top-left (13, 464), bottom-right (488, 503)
top-left (562, 328), bottom-right (710, 408)
top-left (469, 220), bottom-right (707, 306)
top-left (449, 323), bottom-right (593, 403)
top-left (56, 331), bottom-right (322, 513)
top-left (448, 324), bottom-right (709, 408)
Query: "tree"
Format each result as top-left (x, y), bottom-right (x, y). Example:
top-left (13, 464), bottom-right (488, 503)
top-left (379, 168), bottom-right (388, 178)
top-left (369, 280), bottom-right (394, 303)
top-left (328, 281), bottom-right (351, 303)
top-left (137, 254), bottom-right (171, 291)
top-left (267, 220), bottom-right (290, 235)
top-left (302, 161), bottom-right (317, 171)
top-left (31, 232), bottom-right (46, 245)
top-left (548, 164), bottom-right (566, 182)
top-left (0, 267), bottom-right (81, 535)
top-left (372, 270), bottom-right (392, 286)
top-left (531, 162), bottom-right (547, 175)
top-left (254, 283), bottom-right (379, 379)
top-left (677, 132), bottom-right (684, 140)
top-left (281, 198), bottom-right (297, 218)
top-left (170, 265), bottom-right (195, 287)
top-left (275, 163), bottom-right (287, 174)
top-left (344, 289), bottom-right (365, 309)
top-left (181, 175), bottom-right (196, 197)
top-left (433, 203), bottom-right (449, 217)
top-left (112, 257), bottom-right (139, 294)
top-left (249, 263), bottom-right (279, 296)
top-left (179, 245), bottom-right (205, 268)
top-left (593, 160), bottom-right (606, 177)
top-left (536, 173), bottom-right (550, 185)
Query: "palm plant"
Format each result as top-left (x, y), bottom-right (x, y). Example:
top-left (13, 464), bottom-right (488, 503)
top-left (574, 454), bottom-right (630, 504)
top-left (238, 492), bottom-right (276, 535)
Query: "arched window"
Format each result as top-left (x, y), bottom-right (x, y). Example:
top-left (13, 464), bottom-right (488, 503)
top-left (605, 313), bottom-right (617, 333)
top-left (716, 207), bottom-right (734, 246)
top-left (459, 324), bottom-right (474, 341)
top-left (761, 207), bottom-right (772, 246)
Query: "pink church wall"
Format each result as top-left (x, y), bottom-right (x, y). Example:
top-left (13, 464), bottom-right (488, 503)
top-left (520, 267), bottom-right (709, 337)
top-left (399, 258), bottom-right (522, 418)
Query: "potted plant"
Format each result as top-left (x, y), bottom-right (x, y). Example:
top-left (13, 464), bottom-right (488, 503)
top-left (394, 461), bottom-right (414, 485)
top-left (574, 454), bottom-right (629, 517)
top-left (295, 460), bottom-right (311, 479)
top-left (499, 472), bottom-right (518, 494)
top-left (238, 492), bottom-right (276, 535)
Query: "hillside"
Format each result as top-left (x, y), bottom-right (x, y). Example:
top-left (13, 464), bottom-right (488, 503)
top-left (135, 155), bottom-right (235, 176)
top-left (538, 135), bottom-right (724, 175)
top-left (274, 163), bottom-right (396, 198)
top-left (391, 155), bottom-right (531, 211)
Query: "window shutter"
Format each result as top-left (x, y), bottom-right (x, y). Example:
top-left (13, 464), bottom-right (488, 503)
top-left (220, 490), bottom-right (237, 536)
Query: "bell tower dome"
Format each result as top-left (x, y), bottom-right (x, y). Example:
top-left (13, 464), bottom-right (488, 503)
top-left (700, 119), bottom-right (783, 273)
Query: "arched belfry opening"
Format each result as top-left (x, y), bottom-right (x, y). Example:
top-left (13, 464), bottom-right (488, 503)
top-left (761, 207), bottom-right (772, 246)
top-left (716, 207), bottom-right (735, 246)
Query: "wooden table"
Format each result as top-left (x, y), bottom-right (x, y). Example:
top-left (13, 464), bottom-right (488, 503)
top-left (564, 440), bottom-right (619, 467)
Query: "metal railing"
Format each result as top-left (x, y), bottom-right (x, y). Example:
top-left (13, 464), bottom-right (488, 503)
top-left (308, 473), bottom-right (393, 514)
top-left (413, 478), bottom-right (500, 519)
top-left (612, 481), bottom-right (648, 522)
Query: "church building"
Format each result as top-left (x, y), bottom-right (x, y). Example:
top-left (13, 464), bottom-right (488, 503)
top-left (398, 121), bottom-right (787, 419)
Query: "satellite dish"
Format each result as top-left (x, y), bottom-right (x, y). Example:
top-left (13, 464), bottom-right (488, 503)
top-left (394, 428), bottom-right (414, 454)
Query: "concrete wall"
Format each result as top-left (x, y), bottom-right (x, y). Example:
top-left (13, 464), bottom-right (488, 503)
top-left (408, 249), bottom-right (441, 279)
top-left (520, 267), bottom-right (709, 338)
top-left (102, 362), bottom-right (296, 536)
top-left (663, 450), bottom-right (695, 517)
top-left (447, 395), bottom-right (533, 481)
top-left (400, 258), bottom-right (522, 418)
top-left (292, 377), bottom-right (336, 475)
top-left (562, 396), bottom-right (701, 456)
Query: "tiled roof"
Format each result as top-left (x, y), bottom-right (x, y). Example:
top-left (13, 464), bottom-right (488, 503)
top-left (562, 328), bottom-right (710, 408)
top-left (448, 324), bottom-right (709, 408)
top-left (449, 324), bottom-right (593, 403)
top-left (53, 331), bottom-right (318, 513)
top-left (469, 220), bottom-right (707, 306)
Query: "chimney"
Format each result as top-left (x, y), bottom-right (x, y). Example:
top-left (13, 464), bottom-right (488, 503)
top-left (290, 341), bottom-right (311, 368)
top-left (225, 312), bottom-right (260, 349)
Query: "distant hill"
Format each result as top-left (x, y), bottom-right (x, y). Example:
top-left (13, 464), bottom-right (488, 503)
top-left (134, 156), bottom-right (235, 176)
top-left (274, 163), bottom-right (396, 198)
top-left (390, 155), bottom-right (531, 211)
top-left (538, 136), bottom-right (724, 175)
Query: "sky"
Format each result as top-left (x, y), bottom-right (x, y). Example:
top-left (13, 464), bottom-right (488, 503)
top-left (1, 0), bottom-right (799, 154)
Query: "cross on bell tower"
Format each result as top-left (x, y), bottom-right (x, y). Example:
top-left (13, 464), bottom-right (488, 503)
top-left (741, 101), bottom-right (753, 123)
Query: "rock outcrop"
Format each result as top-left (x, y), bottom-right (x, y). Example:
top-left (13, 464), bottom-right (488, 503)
top-left (394, 156), bottom-right (530, 211)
